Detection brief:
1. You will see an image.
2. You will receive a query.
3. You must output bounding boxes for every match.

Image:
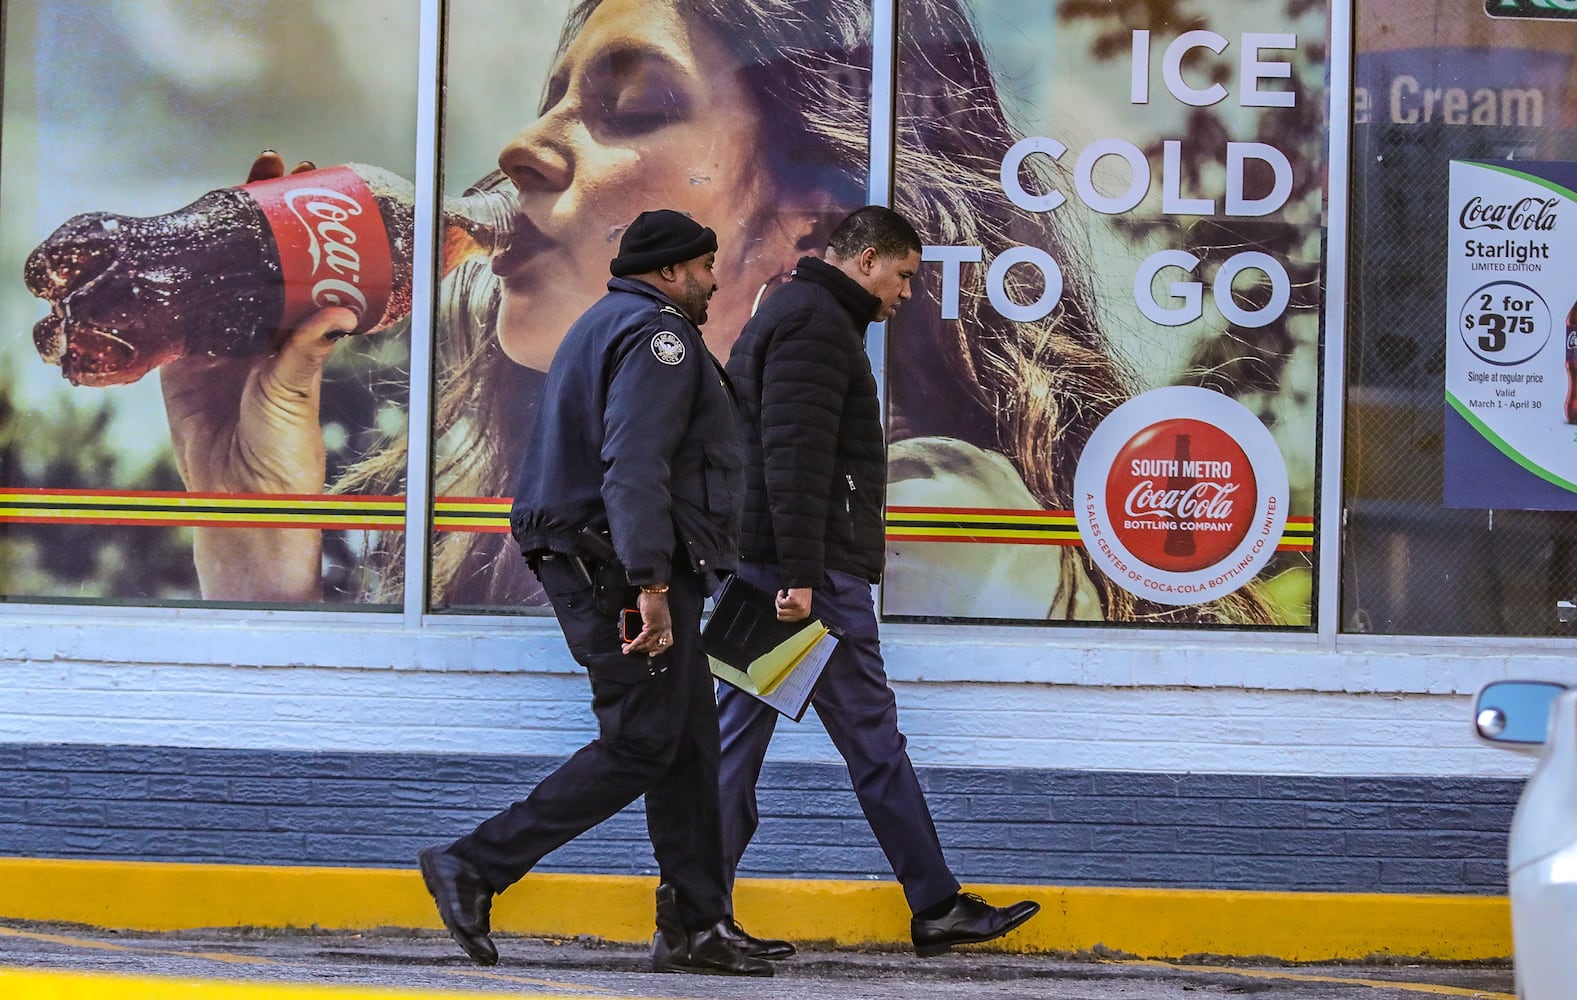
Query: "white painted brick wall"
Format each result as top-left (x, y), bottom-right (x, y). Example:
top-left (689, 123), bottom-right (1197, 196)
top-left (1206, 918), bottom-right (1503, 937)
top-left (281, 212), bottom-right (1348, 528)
top-left (3, 612), bottom-right (1573, 778)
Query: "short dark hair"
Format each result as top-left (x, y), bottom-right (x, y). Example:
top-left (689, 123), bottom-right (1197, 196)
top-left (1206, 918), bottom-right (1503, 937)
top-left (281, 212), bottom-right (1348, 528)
top-left (826, 205), bottom-right (922, 260)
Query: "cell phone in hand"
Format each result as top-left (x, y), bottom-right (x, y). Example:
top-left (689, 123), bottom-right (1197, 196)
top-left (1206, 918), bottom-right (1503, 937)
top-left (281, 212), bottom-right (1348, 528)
top-left (621, 608), bottom-right (643, 642)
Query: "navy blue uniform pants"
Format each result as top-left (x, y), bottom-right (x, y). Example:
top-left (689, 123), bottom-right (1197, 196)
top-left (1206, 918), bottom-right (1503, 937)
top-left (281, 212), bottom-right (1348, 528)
top-left (716, 561), bottom-right (961, 914)
top-left (450, 554), bottom-right (728, 933)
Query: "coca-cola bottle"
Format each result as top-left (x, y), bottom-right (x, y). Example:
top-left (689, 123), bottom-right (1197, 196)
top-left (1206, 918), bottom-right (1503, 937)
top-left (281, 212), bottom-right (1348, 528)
top-left (23, 164), bottom-right (515, 387)
top-left (1565, 300), bottom-right (1577, 425)
top-left (1163, 432), bottom-right (1197, 559)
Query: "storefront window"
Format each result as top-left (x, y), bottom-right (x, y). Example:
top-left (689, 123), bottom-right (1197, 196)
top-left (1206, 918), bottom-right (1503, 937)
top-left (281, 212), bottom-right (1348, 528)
top-left (1345, 0), bottom-right (1577, 635)
top-left (0, 1), bottom-right (420, 608)
top-left (428, 0), bottom-right (873, 614)
top-left (0, 0), bottom-right (1337, 627)
top-left (887, 0), bottom-right (1329, 628)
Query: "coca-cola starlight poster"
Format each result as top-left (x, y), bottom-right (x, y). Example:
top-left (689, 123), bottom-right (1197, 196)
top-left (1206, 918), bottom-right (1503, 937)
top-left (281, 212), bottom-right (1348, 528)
top-left (1445, 159), bottom-right (1577, 511)
top-left (883, 0), bottom-right (1326, 626)
top-left (0, 0), bottom-right (421, 606)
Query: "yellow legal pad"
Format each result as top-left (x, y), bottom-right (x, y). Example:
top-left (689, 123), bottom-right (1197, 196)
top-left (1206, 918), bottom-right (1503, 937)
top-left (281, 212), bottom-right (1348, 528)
top-left (703, 578), bottom-right (840, 721)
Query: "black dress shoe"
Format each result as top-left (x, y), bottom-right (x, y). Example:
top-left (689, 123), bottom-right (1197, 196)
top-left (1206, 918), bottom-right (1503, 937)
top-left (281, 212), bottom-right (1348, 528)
top-left (652, 918), bottom-right (774, 976)
top-left (910, 892), bottom-right (1041, 958)
top-left (654, 882), bottom-right (796, 961)
top-left (651, 883), bottom-right (687, 968)
top-left (724, 917), bottom-right (796, 960)
top-left (417, 846), bottom-right (498, 966)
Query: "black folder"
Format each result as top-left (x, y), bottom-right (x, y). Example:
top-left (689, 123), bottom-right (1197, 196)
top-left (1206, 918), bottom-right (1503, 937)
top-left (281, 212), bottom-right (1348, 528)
top-left (702, 576), bottom-right (839, 721)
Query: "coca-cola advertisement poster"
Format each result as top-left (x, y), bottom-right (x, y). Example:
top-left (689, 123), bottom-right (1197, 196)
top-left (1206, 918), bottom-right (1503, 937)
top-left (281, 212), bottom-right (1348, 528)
top-left (0, 1), bottom-right (421, 606)
top-left (1445, 159), bottom-right (1577, 511)
top-left (882, 0), bottom-right (1325, 626)
top-left (0, 0), bottom-right (1323, 626)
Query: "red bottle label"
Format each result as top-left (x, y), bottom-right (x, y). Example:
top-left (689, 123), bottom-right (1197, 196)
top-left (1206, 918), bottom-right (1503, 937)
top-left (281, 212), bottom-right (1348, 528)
top-left (1106, 417), bottom-right (1255, 573)
top-left (241, 166), bottom-right (393, 333)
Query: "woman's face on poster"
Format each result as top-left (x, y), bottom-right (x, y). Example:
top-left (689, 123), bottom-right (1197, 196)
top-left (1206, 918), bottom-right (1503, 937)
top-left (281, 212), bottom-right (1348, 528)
top-left (490, 0), bottom-right (803, 367)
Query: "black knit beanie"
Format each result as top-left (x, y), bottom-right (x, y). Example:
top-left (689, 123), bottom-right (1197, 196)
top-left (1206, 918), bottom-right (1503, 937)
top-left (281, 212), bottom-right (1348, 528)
top-left (609, 210), bottom-right (718, 276)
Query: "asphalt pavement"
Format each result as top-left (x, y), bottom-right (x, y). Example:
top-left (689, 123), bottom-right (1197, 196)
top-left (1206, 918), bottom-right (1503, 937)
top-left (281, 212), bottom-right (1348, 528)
top-left (0, 921), bottom-right (1517, 999)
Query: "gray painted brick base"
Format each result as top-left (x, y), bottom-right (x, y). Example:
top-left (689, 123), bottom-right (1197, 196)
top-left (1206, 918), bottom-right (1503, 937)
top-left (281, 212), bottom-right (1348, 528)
top-left (0, 744), bottom-right (1518, 895)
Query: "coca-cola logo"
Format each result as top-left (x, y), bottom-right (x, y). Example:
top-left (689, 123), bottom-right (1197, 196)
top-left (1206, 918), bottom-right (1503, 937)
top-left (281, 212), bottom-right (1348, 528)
top-left (242, 166), bottom-right (393, 334)
top-left (281, 188), bottom-right (371, 318)
top-left (1458, 195), bottom-right (1560, 233)
top-left (1105, 419), bottom-right (1255, 573)
top-left (1073, 387), bottom-right (1289, 607)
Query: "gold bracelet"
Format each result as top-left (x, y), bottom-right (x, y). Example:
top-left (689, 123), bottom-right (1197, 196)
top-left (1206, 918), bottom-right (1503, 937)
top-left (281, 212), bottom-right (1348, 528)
top-left (640, 584), bottom-right (669, 595)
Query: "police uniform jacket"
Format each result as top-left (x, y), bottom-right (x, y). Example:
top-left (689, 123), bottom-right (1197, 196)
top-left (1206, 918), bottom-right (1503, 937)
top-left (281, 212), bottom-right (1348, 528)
top-left (725, 256), bottom-right (886, 588)
top-left (510, 276), bottom-right (743, 587)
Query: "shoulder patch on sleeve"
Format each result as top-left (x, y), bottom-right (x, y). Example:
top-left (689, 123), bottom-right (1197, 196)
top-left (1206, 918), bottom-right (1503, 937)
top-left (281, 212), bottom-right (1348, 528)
top-left (651, 330), bottom-right (686, 365)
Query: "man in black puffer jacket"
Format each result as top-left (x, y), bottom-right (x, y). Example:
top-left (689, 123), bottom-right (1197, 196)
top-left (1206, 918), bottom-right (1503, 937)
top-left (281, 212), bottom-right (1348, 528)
top-left (715, 206), bottom-right (1041, 958)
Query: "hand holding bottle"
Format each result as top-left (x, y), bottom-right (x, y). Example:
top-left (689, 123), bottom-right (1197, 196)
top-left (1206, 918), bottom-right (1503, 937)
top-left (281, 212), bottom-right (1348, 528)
top-left (159, 152), bottom-right (356, 602)
top-left (24, 152), bottom-right (514, 386)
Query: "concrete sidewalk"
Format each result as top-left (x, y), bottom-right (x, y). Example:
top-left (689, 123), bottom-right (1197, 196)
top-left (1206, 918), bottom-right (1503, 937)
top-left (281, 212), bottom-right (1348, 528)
top-left (0, 922), bottom-right (1517, 999)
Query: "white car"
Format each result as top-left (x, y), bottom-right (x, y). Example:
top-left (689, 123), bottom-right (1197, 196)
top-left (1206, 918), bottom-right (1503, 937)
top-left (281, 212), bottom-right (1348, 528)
top-left (1474, 680), bottom-right (1577, 1000)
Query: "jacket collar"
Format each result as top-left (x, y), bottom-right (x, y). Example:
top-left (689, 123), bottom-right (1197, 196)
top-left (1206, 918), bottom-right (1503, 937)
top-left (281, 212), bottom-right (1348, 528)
top-left (606, 275), bottom-right (695, 323)
top-left (791, 256), bottom-right (881, 327)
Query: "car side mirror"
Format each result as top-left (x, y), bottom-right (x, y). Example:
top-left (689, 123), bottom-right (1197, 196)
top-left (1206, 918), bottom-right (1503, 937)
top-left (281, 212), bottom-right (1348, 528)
top-left (1475, 680), bottom-right (1568, 746)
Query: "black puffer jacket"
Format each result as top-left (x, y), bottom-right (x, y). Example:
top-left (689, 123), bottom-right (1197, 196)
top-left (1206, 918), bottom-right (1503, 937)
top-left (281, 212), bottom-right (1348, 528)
top-left (725, 256), bottom-right (886, 587)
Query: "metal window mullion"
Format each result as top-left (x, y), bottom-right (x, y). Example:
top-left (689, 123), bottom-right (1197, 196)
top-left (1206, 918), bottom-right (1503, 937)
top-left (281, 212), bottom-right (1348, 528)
top-left (403, 0), bottom-right (444, 623)
top-left (869, 0), bottom-right (896, 207)
top-left (1318, 0), bottom-right (1355, 648)
top-left (868, 0), bottom-right (897, 398)
top-left (870, 0), bottom-right (897, 615)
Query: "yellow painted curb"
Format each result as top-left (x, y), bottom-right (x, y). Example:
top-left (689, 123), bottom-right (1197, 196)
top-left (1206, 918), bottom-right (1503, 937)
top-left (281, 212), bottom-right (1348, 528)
top-left (0, 857), bottom-right (1511, 962)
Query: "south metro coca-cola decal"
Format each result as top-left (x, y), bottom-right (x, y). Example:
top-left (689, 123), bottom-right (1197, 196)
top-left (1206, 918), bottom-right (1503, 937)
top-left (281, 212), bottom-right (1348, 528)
top-left (1074, 386), bottom-right (1289, 605)
top-left (241, 167), bottom-right (393, 334)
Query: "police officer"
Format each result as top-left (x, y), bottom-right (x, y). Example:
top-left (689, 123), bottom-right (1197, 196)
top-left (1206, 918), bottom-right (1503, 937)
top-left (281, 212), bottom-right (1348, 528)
top-left (417, 210), bottom-right (768, 977)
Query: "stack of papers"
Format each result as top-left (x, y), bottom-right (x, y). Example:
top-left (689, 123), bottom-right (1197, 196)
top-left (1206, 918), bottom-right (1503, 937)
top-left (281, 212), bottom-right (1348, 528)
top-left (702, 576), bottom-right (839, 721)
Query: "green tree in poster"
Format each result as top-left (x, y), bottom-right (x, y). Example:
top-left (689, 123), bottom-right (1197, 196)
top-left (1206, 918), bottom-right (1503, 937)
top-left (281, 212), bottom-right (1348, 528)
top-left (0, 360), bottom-right (197, 600)
top-left (1061, 0), bottom-right (1326, 411)
top-left (0, 329), bottom-right (401, 604)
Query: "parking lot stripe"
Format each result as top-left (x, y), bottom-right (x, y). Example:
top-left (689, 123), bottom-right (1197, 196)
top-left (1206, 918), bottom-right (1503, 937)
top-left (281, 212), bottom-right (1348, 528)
top-left (0, 927), bottom-right (146, 954)
top-left (436, 968), bottom-right (646, 996)
top-left (0, 927), bottom-right (277, 966)
top-left (0, 966), bottom-right (611, 1000)
top-left (1114, 959), bottom-right (1515, 998)
top-left (0, 927), bottom-right (682, 1000)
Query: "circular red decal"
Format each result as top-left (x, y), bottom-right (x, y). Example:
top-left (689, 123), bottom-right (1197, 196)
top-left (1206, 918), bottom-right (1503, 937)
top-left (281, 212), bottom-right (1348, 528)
top-left (1103, 418), bottom-right (1256, 573)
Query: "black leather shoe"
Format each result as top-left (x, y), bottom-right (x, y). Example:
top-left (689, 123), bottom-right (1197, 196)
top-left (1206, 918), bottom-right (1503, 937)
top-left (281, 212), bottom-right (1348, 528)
top-left (910, 892), bottom-right (1041, 958)
top-left (653, 882), bottom-right (796, 961)
top-left (651, 884), bottom-right (688, 969)
top-left (653, 919), bottom-right (774, 976)
top-left (417, 846), bottom-right (498, 966)
top-left (725, 917), bottom-right (796, 959)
